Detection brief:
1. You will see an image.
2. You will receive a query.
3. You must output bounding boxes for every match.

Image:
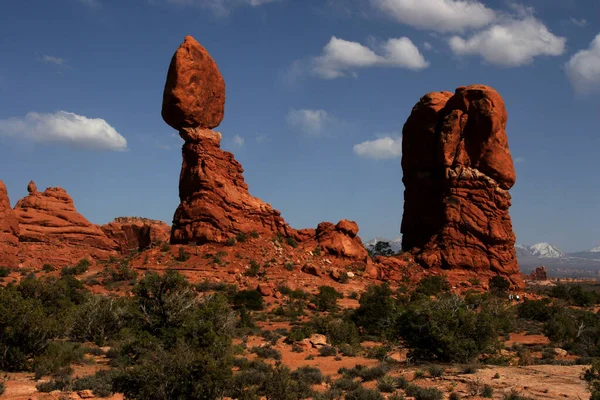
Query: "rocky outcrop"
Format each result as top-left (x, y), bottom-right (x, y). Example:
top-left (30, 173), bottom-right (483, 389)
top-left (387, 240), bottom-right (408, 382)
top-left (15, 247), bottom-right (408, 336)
top-left (401, 85), bottom-right (520, 283)
top-left (315, 220), bottom-right (369, 260)
top-left (529, 266), bottom-right (548, 281)
top-left (14, 183), bottom-right (118, 267)
top-left (101, 217), bottom-right (171, 253)
top-left (163, 37), bottom-right (294, 244)
top-left (0, 181), bottom-right (20, 267)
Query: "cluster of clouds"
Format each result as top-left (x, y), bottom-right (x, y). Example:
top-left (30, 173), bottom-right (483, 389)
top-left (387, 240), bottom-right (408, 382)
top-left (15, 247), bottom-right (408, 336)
top-left (0, 111), bottom-right (127, 151)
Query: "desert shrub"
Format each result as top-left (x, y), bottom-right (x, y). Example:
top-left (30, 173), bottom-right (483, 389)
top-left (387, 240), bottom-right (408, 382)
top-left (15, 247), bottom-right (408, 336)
top-left (245, 260), bottom-right (261, 277)
top-left (449, 393), bottom-right (461, 400)
top-left (415, 276), bottom-right (450, 296)
top-left (413, 370), bottom-right (426, 379)
top-left (340, 364), bottom-right (391, 381)
top-left (489, 276), bottom-right (511, 295)
top-left (543, 309), bottom-right (580, 343)
top-left (332, 377), bottom-right (361, 391)
top-left (345, 387), bottom-right (385, 400)
top-left (291, 366), bottom-right (324, 385)
top-left (461, 364), bottom-right (480, 374)
top-left (427, 365), bottom-right (444, 377)
top-left (72, 369), bottom-right (115, 397)
top-left (160, 242), bottom-right (170, 252)
top-left (236, 232), bottom-right (248, 243)
top-left (517, 299), bottom-right (554, 322)
top-left (286, 325), bottom-right (314, 342)
top-left (0, 381), bottom-right (5, 395)
top-left (314, 286), bottom-right (343, 312)
top-left (233, 290), bottom-right (265, 311)
top-left (398, 294), bottom-right (504, 363)
top-left (286, 237), bottom-right (298, 248)
top-left (503, 390), bottom-right (532, 400)
top-left (318, 345), bottom-right (338, 357)
top-left (313, 246), bottom-right (322, 256)
top-left (42, 264), bottom-right (55, 272)
top-left (250, 230), bottom-right (259, 239)
top-left (583, 359), bottom-right (600, 400)
top-left (251, 345), bottom-right (282, 360)
top-left (482, 385), bottom-right (494, 398)
top-left (61, 258), bottom-right (91, 276)
top-left (0, 266), bottom-right (9, 277)
top-left (175, 247), bottom-right (190, 262)
top-left (284, 262), bottom-right (295, 271)
top-left (549, 284), bottom-right (600, 307)
top-left (377, 375), bottom-right (398, 392)
top-left (33, 341), bottom-right (85, 379)
top-left (366, 345), bottom-right (388, 361)
top-left (71, 295), bottom-right (128, 346)
top-left (369, 241), bottom-right (395, 257)
top-left (320, 318), bottom-right (360, 347)
top-left (108, 262), bottom-right (138, 282)
top-left (225, 237), bottom-right (236, 246)
top-left (405, 384), bottom-right (444, 400)
top-left (353, 283), bottom-right (398, 338)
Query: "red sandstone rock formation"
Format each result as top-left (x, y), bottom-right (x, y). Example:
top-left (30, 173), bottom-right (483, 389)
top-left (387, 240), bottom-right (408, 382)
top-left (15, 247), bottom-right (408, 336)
top-left (0, 181), bottom-right (20, 267)
top-left (162, 36), bottom-right (226, 131)
top-left (101, 217), bottom-right (171, 253)
top-left (401, 85), bottom-right (520, 283)
top-left (162, 36), bottom-right (370, 267)
top-left (315, 221), bottom-right (368, 260)
top-left (529, 266), bottom-right (548, 281)
top-left (13, 183), bottom-right (118, 268)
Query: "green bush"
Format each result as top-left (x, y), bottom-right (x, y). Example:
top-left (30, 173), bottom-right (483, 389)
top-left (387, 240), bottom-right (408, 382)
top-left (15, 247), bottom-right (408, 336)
top-left (225, 237), bottom-right (236, 246)
top-left (0, 381), bottom-right (5, 395)
top-left (405, 384), bottom-right (444, 400)
top-left (175, 247), bottom-right (190, 262)
top-left (70, 295), bottom-right (128, 346)
top-left (517, 299), bottom-right (554, 322)
top-left (245, 260), bottom-right (261, 277)
top-left (318, 345), bottom-right (338, 357)
top-left (489, 276), bottom-right (510, 295)
top-left (233, 290), bottom-right (265, 311)
top-left (0, 266), bottom-right (9, 277)
top-left (34, 341), bottom-right (85, 379)
top-left (353, 283), bottom-right (397, 338)
top-left (314, 286), bottom-right (343, 312)
top-left (415, 275), bottom-right (450, 296)
top-left (377, 375), bottom-right (398, 392)
top-left (72, 370), bottom-right (115, 397)
top-left (290, 366), bottom-right (324, 385)
top-left (61, 258), bottom-right (91, 276)
top-left (427, 365), bottom-right (444, 377)
top-left (345, 387), bottom-right (385, 400)
top-left (398, 294), bottom-right (504, 363)
top-left (251, 345), bottom-right (282, 360)
top-left (286, 237), bottom-right (298, 248)
top-left (236, 232), bottom-right (248, 243)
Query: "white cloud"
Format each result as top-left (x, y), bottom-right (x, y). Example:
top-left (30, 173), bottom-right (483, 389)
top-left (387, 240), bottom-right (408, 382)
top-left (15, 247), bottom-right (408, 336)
top-left (449, 17), bottom-right (566, 66)
top-left (286, 109), bottom-right (335, 135)
top-left (233, 134), bottom-right (245, 147)
top-left (567, 17), bottom-right (587, 28)
top-left (255, 134), bottom-right (268, 143)
top-left (0, 111), bottom-right (127, 151)
top-left (372, 0), bottom-right (496, 32)
top-left (40, 55), bottom-right (71, 69)
top-left (566, 34), bottom-right (600, 93)
top-left (514, 156), bottom-right (525, 163)
top-left (423, 42), bottom-right (433, 51)
top-left (354, 136), bottom-right (402, 160)
top-left (312, 36), bottom-right (428, 79)
top-left (165, 0), bottom-right (277, 15)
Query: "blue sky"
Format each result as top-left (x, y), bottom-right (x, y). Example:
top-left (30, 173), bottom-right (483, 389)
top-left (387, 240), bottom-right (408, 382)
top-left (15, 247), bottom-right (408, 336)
top-left (1, 0), bottom-right (600, 252)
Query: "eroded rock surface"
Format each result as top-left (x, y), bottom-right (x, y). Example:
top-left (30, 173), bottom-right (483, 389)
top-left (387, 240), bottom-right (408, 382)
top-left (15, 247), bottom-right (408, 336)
top-left (0, 181), bottom-right (20, 267)
top-left (14, 183), bottom-right (118, 267)
top-left (101, 217), bottom-right (171, 253)
top-left (401, 85), bottom-right (520, 283)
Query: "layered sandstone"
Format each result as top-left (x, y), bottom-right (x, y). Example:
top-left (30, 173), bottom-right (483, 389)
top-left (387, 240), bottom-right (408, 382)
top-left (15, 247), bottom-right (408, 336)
top-left (14, 183), bottom-right (118, 267)
top-left (529, 266), bottom-right (548, 281)
top-left (101, 217), bottom-right (171, 253)
top-left (401, 85), bottom-right (520, 282)
top-left (0, 181), bottom-right (20, 267)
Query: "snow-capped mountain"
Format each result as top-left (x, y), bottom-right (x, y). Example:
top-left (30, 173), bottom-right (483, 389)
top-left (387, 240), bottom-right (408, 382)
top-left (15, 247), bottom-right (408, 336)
top-left (528, 243), bottom-right (566, 259)
top-left (366, 236), bottom-right (402, 253)
top-left (589, 245), bottom-right (600, 253)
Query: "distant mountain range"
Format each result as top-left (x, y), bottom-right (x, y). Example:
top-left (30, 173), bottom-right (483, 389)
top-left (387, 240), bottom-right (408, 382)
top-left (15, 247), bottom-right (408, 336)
top-left (367, 237), bottom-right (600, 277)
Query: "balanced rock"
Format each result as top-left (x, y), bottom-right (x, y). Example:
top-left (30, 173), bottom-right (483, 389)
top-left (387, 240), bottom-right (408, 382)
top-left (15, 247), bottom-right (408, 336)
top-left (101, 217), bottom-right (171, 253)
top-left (14, 184), bottom-right (118, 268)
top-left (0, 181), bottom-right (20, 267)
top-left (163, 37), bottom-right (293, 244)
top-left (162, 35), bottom-right (226, 130)
top-left (401, 85), bottom-right (519, 282)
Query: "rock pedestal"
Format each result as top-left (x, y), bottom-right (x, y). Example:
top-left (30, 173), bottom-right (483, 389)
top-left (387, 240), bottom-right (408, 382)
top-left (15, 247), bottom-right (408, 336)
top-left (0, 181), bottom-right (20, 267)
top-left (401, 85), bottom-right (519, 281)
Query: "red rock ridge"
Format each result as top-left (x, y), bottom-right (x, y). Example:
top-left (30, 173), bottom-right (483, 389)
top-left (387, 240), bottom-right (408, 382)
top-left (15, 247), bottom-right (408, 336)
top-left (0, 180), bottom-right (20, 267)
top-left (13, 182), bottom-right (119, 268)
